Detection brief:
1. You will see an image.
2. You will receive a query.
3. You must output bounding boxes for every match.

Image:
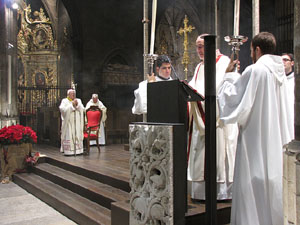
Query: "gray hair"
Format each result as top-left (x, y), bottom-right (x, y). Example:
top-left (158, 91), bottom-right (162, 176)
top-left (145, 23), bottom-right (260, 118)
top-left (92, 94), bottom-right (98, 98)
top-left (199, 33), bottom-right (209, 39)
top-left (67, 89), bottom-right (75, 95)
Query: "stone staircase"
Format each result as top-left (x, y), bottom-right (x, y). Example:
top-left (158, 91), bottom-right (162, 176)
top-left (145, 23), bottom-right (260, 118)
top-left (13, 156), bottom-right (231, 225)
top-left (13, 157), bottom-right (130, 225)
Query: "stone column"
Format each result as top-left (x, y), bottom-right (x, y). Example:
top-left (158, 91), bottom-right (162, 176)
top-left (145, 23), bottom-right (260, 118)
top-left (0, 0), bottom-right (19, 128)
top-left (283, 0), bottom-right (300, 224)
top-left (0, 0), bottom-right (5, 123)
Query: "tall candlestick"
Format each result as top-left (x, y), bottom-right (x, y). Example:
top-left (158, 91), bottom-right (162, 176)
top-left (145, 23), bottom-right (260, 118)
top-left (150, 0), bottom-right (157, 55)
top-left (252, 0), bottom-right (259, 36)
top-left (8, 55), bottom-right (11, 105)
top-left (233, 0), bottom-right (240, 36)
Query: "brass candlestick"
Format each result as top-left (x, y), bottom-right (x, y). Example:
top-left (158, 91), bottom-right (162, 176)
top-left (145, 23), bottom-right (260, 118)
top-left (144, 53), bottom-right (158, 75)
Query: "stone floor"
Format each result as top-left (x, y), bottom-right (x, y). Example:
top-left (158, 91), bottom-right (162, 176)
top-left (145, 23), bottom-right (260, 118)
top-left (0, 181), bottom-right (76, 225)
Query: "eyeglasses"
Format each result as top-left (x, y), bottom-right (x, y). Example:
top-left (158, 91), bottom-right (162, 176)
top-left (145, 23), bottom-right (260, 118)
top-left (282, 58), bottom-right (291, 62)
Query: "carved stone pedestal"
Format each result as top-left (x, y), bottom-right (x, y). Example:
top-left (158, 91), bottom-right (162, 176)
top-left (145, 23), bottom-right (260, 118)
top-left (129, 123), bottom-right (186, 225)
top-left (283, 140), bottom-right (300, 225)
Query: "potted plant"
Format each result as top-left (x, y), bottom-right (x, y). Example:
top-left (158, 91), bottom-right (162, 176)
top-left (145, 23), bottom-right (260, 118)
top-left (0, 125), bottom-right (37, 182)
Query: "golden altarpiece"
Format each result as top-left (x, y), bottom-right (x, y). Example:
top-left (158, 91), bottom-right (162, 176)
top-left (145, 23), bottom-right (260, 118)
top-left (17, 1), bottom-right (67, 145)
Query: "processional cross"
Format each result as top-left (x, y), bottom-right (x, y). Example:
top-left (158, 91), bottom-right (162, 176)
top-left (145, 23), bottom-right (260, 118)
top-left (177, 15), bottom-right (195, 80)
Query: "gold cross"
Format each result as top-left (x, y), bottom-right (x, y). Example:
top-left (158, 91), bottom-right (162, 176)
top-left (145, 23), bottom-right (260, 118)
top-left (177, 15), bottom-right (195, 80)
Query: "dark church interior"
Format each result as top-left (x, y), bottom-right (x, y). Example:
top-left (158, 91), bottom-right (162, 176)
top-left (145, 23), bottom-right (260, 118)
top-left (0, 0), bottom-right (295, 224)
top-left (0, 0), bottom-right (293, 146)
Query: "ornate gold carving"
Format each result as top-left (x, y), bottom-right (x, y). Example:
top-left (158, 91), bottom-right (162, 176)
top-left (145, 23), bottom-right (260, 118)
top-left (24, 5), bottom-right (51, 24)
top-left (32, 24), bottom-right (54, 50)
top-left (17, 29), bottom-right (27, 53)
top-left (28, 64), bottom-right (57, 87)
top-left (17, 0), bottom-right (59, 116)
top-left (17, 1), bottom-right (55, 53)
top-left (177, 15), bottom-right (195, 80)
top-left (31, 70), bottom-right (47, 87)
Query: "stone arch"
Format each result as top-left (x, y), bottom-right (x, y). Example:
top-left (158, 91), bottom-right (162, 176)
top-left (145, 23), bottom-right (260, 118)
top-left (102, 48), bottom-right (135, 69)
top-left (99, 48), bottom-right (140, 89)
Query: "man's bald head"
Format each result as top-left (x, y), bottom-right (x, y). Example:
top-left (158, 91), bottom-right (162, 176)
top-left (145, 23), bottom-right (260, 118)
top-left (196, 34), bottom-right (208, 60)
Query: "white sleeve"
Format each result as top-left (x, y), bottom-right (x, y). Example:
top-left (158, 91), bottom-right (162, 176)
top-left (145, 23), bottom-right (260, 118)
top-left (59, 99), bottom-right (73, 120)
top-left (217, 66), bottom-right (258, 126)
top-left (132, 80), bottom-right (147, 115)
top-left (76, 99), bottom-right (85, 112)
top-left (98, 100), bottom-right (107, 122)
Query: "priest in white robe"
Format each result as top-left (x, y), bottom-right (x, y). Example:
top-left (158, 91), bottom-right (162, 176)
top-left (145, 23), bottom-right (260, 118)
top-left (281, 53), bottom-right (295, 136)
top-left (217, 32), bottom-right (294, 225)
top-left (132, 55), bottom-right (173, 115)
top-left (85, 93), bottom-right (107, 145)
top-left (59, 89), bottom-right (85, 155)
top-left (188, 34), bottom-right (238, 200)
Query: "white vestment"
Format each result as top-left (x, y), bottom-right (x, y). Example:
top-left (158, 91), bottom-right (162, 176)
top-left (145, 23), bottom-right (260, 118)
top-left (85, 99), bottom-right (107, 145)
top-left (217, 54), bottom-right (294, 225)
top-left (59, 98), bottom-right (85, 155)
top-left (286, 72), bottom-right (295, 131)
top-left (187, 54), bottom-right (238, 200)
top-left (132, 76), bottom-right (173, 115)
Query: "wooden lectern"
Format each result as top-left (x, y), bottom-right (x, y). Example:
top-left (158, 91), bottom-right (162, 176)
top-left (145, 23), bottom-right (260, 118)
top-left (147, 79), bottom-right (204, 125)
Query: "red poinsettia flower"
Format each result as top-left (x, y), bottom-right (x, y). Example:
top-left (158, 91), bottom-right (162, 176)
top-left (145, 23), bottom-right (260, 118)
top-left (0, 125), bottom-right (37, 145)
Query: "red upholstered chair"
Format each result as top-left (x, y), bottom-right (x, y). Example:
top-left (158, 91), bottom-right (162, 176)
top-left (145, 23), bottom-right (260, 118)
top-left (84, 106), bottom-right (102, 154)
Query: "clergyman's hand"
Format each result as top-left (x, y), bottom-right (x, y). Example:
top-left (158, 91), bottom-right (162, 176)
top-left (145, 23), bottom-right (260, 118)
top-left (72, 99), bottom-right (78, 107)
top-left (147, 73), bottom-right (156, 83)
top-left (226, 53), bottom-right (240, 73)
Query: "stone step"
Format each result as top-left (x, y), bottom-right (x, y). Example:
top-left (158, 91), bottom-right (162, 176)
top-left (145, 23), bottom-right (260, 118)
top-left (13, 173), bottom-right (111, 225)
top-left (44, 157), bottom-right (130, 193)
top-left (111, 196), bottom-right (231, 225)
top-left (33, 163), bottom-right (129, 209)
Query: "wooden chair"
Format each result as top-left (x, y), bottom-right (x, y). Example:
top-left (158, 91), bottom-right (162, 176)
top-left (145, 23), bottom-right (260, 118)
top-left (84, 106), bottom-right (102, 154)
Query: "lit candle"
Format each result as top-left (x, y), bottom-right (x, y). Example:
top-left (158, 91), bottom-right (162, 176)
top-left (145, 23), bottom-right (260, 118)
top-left (233, 0), bottom-right (240, 36)
top-left (150, 0), bottom-right (157, 54)
top-left (252, 0), bottom-right (260, 36)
